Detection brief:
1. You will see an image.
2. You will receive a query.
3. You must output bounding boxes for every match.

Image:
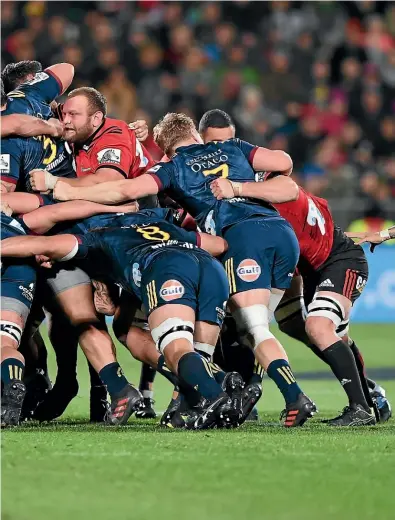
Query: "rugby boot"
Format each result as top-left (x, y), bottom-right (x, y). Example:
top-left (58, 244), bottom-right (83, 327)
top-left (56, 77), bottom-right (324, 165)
top-left (280, 393), bottom-right (317, 427)
top-left (188, 394), bottom-right (238, 430)
top-left (327, 404), bottom-right (376, 427)
top-left (90, 384), bottom-right (108, 423)
top-left (20, 369), bottom-right (52, 421)
top-left (370, 384), bottom-right (392, 423)
top-left (105, 384), bottom-right (143, 426)
top-left (240, 383), bottom-right (262, 424)
top-left (1, 379), bottom-right (26, 427)
top-left (222, 371), bottom-right (244, 425)
top-left (135, 397), bottom-right (157, 419)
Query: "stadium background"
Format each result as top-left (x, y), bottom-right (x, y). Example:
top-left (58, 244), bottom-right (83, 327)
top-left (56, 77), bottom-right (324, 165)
top-left (2, 0), bottom-right (395, 321)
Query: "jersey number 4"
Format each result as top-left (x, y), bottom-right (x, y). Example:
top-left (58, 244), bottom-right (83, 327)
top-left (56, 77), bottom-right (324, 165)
top-left (307, 198), bottom-right (326, 235)
top-left (203, 164), bottom-right (229, 178)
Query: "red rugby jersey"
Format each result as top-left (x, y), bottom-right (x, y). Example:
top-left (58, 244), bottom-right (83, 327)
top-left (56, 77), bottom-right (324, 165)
top-left (73, 118), bottom-right (155, 179)
top-left (274, 187), bottom-right (335, 270)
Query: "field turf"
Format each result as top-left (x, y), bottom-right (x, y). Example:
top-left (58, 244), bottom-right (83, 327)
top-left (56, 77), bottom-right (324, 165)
top-left (2, 324), bottom-right (395, 520)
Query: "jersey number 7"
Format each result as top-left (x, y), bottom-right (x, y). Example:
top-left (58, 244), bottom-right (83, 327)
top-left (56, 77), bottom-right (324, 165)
top-left (203, 164), bottom-right (229, 178)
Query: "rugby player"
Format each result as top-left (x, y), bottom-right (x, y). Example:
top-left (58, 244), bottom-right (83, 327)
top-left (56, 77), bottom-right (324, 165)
top-left (1, 209), bottom-right (245, 429)
top-left (1, 74), bottom-right (125, 423)
top-left (202, 109), bottom-right (384, 426)
top-left (53, 113), bottom-right (319, 427)
top-left (28, 86), bottom-right (161, 418)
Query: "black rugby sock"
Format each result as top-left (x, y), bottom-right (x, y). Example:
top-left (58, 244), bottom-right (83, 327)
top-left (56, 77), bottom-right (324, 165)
top-left (98, 362), bottom-right (129, 398)
top-left (322, 341), bottom-right (369, 410)
top-left (139, 363), bottom-right (156, 399)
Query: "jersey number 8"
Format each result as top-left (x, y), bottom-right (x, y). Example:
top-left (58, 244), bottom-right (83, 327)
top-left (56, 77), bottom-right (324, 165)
top-left (136, 225), bottom-right (170, 241)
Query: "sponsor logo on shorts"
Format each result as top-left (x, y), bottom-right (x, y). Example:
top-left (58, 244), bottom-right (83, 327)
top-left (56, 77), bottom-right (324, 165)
top-left (97, 148), bottom-right (121, 164)
top-left (19, 282), bottom-right (34, 302)
top-left (319, 278), bottom-right (334, 288)
top-left (159, 280), bottom-right (185, 301)
top-left (236, 259), bottom-right (261, 282)
top-left (356, 276), bottom-right (367, 293)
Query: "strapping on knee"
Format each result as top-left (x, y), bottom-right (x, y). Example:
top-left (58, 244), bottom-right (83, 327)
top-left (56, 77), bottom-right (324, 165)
top-left (151, 318), bottom-right (194, 353)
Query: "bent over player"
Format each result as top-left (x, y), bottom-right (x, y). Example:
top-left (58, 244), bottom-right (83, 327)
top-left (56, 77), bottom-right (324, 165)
top-left (54, 113), bottom-right (317, 427)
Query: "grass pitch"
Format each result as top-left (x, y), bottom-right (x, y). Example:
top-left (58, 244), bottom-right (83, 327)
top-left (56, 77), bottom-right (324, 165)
top-left (2, 324), bottom-right (395, 520)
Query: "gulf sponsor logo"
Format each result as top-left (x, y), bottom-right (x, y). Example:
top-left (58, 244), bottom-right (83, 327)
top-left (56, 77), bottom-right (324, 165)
top-left (236, 259), bottom-right (261, 282)
top-left (159, 280), bottom-right (185, 301)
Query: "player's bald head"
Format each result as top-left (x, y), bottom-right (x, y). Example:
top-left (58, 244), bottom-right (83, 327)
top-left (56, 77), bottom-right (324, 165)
top-left (199, 109), bottom-right (236, 143)
top-left (153, 112), bottom-right (202, 157)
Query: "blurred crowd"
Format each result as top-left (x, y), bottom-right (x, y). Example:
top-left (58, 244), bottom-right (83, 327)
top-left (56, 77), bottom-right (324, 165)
top-left (2, 0), bottom-right (395, 227)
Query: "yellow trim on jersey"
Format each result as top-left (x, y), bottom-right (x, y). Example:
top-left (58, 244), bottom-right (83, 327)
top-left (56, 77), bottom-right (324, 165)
top-left (225, 258), bottom-right (236, 294)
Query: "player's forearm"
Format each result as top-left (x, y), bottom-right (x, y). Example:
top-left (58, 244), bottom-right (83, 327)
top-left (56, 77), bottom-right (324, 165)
top-left (23, 200), bottom-right (136, 234)
top-left (1, 115), bottom-right (58, 138)
top-left (58, 175), bottom-right (111, 187)
top-left (1, 235), bottom-right (76, 260)
top-left (2, 192), bottom-right (42, 214)
top-left (252, 148), bottom-right (293, 175)
top-left (234, 177), bottom-right (299, 203)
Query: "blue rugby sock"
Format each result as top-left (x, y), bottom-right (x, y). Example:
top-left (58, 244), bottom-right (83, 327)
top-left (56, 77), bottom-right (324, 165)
top-left (1, 358), bottom-right (24, 384)
top-left (267, 359), bottom-right (302, 404)
top-left (178, 352), bottom-right (224, 401)
top-left (98, 362), bottom-right (128, 397)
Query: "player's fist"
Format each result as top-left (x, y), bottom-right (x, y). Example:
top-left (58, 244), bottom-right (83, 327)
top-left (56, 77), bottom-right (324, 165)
top-left (47, 118), bottom-right (64, 138)
top-left (210, 178), bottom-right (235, 200)
top-left (53, 180), bottom-right (75, 201)
top-left (29, 169), bottom-right (57, 192)
top-left (129, 120), bottom-right (149, 142)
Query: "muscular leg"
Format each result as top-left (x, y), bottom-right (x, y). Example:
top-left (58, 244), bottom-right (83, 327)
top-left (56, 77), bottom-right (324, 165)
top-left (230, 289), bottom-right (302, 400)
top-left (305, 291), bottom-right (371, 415)
top-left (149, 304), bottom-right (224, 401)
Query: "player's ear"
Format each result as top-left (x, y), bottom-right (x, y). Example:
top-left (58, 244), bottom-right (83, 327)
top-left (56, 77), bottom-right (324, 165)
top-left (92, 111), bottom-right (104, 128)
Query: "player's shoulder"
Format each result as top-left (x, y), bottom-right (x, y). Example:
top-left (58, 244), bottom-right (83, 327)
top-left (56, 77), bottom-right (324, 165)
top-left (90, 118), bottom-right (130, 150)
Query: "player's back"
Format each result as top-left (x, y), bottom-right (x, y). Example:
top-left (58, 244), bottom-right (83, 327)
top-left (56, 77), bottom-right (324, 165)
top-left (273, 187), bottom-right (335, 270)
top-left (153, 139), bottom-right (279, 236)
top-left (1, 133), bottom-right (74, 192)
top-left (76, 209), bottom-right (201, 294)
top-left (2, 71), bottom-right (61, 118)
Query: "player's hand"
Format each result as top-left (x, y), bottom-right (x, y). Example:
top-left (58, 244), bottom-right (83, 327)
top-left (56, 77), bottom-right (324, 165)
top-left (53, 180), bottom-right (75, 201)
top-left (29, 169), bottom-right (58, 192)
top-left (210, 178), bottom-right (235, 199)
top-left (35, 255), bottom-right (53, 268)
top-left (1, 200), bottom-right (13, 216)
top-left (129, 120), bottom-right (149, 142)
top-left (47, 118), bottom-right (64, 138)
top-left (345, 231), bottom-right (384, 252)
top-left (118, 201), bottom-right (139, 213)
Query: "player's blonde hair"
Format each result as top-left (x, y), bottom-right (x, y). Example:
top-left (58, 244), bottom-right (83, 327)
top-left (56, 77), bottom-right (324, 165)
top-left (153, 113), bottom-right (196, 157)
